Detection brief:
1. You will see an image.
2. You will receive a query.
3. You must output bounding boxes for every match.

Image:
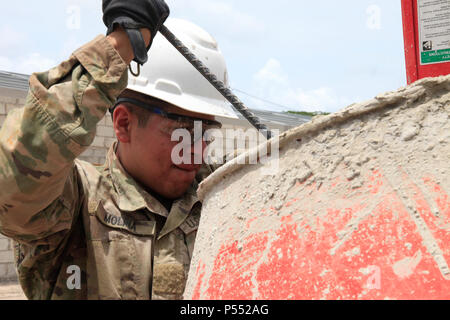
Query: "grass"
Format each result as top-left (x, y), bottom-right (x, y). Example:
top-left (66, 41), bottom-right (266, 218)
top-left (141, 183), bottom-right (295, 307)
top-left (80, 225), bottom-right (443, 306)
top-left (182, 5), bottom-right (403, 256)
top-left (286, 111), bottom-right (331, 117)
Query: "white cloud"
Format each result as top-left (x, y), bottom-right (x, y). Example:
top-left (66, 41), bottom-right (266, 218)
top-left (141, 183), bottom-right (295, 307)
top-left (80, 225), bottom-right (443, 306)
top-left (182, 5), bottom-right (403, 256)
top-left (288, 87), bottom-right (352, 112)
top-left (0, 26), bottom-right (27, 55)
top-left (254, 58), bottom-right (288, 86)
top-left (17, 53), bottom-right (57, 74)
top-left (0, 57), bottom-right (13, 72)
top-left (250, 58), bottom-right (352, 113)
top-left (0, 53), bottom-right (56, 74)
top-left (59, 37), bottom-right (85, 61)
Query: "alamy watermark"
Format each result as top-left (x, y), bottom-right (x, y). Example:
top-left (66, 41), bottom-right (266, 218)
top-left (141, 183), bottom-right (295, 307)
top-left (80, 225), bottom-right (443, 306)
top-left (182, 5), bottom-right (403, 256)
top-left (66, 265), bottom-right (81, 290)
top-left (366, 5), bottom-right (382, 30)
top-left (364, 265), bottom-right (381, 290)
top-left (66, 5), bottom-right (81, 30)
top-left (170, 122), bottom-right (280, 175)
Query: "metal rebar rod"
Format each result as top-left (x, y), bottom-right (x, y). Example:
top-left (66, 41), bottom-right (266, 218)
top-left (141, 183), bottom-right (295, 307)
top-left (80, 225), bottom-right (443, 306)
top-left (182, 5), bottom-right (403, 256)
top-left (159, 25), bottom-right (273, 140)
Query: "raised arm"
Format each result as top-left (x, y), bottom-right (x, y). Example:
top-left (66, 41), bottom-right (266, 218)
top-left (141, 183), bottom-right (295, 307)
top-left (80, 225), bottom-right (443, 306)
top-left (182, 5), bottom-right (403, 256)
top-left (0, 0), bottom-right (167, 246)
top-left (0, 27), bottom-right (143, 241)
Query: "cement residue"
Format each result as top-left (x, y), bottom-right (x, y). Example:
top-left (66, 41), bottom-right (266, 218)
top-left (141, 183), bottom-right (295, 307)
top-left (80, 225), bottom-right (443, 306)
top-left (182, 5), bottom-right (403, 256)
top-left (185, 75), bottom-right (450, 299)
top-left (393, 250), bottom-right (422, 278)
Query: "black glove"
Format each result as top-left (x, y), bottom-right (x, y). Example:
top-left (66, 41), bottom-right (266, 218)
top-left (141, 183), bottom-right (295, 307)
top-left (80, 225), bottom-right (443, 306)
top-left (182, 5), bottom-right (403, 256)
top-left (103, 0), bottom-right (170, 65)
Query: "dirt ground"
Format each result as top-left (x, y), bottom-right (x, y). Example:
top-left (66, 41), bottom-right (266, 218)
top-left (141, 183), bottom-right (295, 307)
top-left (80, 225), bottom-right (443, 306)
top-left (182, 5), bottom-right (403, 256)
top-left (0, 282), bottom-right (26, 300)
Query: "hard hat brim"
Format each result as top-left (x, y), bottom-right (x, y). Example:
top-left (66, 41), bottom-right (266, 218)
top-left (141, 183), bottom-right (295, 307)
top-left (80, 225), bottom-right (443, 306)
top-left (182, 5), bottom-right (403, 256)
top-left (127, 83), bottom-right (239, 120)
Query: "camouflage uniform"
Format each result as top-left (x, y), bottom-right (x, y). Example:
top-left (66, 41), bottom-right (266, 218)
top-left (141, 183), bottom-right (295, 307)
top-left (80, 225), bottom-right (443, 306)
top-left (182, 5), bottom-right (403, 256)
top-left (0, 35), bottom-right (207, 300)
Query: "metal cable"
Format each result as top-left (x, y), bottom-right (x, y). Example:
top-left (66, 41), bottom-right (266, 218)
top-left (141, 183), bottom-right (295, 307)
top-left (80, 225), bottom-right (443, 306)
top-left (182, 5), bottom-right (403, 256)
top-left (159, 25), bottom-right (273, 140)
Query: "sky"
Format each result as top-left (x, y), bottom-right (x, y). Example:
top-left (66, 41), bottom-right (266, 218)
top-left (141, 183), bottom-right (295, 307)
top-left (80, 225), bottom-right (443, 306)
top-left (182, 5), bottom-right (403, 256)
top-left (0, 0), bottom-right (407, 114)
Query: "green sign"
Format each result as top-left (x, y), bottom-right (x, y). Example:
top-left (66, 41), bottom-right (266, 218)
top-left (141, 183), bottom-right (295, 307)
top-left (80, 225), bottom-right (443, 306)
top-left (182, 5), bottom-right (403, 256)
top-left (421, 49), bottom-right (450, 64)
top-left (418, 0), bottom-right (450, 65)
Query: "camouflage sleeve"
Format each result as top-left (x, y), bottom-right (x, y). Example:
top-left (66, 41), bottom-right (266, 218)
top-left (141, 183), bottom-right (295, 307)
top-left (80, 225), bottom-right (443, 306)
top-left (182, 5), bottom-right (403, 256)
top-left (0, 35), bottom-right (128, 243)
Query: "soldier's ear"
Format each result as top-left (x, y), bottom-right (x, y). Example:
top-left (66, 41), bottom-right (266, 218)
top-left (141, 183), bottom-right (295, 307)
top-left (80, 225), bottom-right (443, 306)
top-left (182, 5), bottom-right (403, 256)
top-left (113, 104), bottom-right (132, 143)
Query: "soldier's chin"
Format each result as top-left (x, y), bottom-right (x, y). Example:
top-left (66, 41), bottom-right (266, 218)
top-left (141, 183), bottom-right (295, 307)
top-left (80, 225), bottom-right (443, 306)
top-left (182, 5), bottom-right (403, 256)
top-left (164, 183), bottom-right (192, 200)
top-left (163, 177), bottom-right (195, 198)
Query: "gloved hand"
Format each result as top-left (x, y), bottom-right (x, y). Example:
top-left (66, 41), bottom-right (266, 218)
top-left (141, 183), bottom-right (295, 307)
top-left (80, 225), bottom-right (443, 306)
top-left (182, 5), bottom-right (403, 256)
top-left (103, 0), bottom-right (170, 65)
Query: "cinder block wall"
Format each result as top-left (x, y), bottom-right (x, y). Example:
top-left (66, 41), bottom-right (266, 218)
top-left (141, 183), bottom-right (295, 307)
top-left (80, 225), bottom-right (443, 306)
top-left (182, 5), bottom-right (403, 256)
top-left (0, 236), bottom-right (16, 281)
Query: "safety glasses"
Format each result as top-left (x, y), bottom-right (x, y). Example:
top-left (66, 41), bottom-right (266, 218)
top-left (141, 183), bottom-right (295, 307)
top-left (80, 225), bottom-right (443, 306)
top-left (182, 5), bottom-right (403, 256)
top-left (112, 97), bottom-right (222, 145)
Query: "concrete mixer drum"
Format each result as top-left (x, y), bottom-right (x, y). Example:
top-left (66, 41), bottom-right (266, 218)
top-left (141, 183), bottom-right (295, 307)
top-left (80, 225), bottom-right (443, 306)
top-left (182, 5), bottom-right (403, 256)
top-left (184, 75), bottom-right (450, 300)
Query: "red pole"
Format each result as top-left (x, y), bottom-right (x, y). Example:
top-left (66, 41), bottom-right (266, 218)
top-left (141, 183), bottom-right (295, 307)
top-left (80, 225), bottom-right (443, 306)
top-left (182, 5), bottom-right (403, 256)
top-left (401, 0), bottom-right (418, 85)
top-left (402, 0), bottom-right (450, 85)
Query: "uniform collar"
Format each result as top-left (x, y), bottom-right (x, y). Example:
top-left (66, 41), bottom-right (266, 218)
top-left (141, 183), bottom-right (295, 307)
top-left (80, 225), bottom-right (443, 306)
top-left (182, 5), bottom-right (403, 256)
top-left (105, 142), bottom-right (200, 221)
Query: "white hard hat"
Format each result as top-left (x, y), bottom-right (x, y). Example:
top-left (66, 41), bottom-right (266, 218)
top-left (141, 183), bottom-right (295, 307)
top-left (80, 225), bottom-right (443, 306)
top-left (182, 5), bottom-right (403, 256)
top-left (126, 18), bottom-right (239, 119)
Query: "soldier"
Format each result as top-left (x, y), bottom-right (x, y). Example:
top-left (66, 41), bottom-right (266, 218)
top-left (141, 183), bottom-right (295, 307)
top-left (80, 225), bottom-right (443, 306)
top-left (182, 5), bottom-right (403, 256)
top-left (0, 0), bottom-right (237, 299)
